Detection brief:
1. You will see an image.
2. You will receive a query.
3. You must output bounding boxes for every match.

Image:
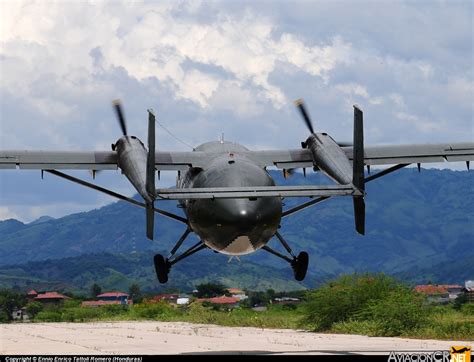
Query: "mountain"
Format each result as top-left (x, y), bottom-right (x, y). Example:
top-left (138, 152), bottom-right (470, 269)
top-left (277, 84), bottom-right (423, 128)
top-left (394, 255), bottom-right (474, 286)
top-left (0, 168), bottom-right (472, 291)
top-left (29, 216), bottom-right (55, 225)
top-left (0, 252), bottom-right (310, 293)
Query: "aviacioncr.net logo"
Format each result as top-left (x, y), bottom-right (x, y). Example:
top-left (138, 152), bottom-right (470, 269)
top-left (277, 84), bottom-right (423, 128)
top-left (388, 351), bottom-right (451, 362)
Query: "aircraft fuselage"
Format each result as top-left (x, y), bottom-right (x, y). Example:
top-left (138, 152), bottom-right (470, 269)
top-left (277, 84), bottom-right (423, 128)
top-left (178, 141), bottom-right (282, 255)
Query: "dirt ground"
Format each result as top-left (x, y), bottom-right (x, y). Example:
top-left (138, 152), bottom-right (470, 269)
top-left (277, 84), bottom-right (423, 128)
top-left (1, 321), bottom-right (471, 355)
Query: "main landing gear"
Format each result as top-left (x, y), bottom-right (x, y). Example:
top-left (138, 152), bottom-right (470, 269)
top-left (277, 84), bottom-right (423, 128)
top-left (262, 231), bottom-right (309, 281)
top-left (153, 228), bottom-right (206, 284)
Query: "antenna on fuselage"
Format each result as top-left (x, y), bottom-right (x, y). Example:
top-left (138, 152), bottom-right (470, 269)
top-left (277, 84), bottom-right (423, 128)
top-left (220, 133), bottom-right (225, 144)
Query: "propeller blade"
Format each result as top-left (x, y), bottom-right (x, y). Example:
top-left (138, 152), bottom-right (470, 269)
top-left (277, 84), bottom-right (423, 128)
top-left (294, 98), bottom-right (314, 134)
top-left (146, 109), bottom-right (156, 199)
top-left (112, 99), bottom-right (128, 136)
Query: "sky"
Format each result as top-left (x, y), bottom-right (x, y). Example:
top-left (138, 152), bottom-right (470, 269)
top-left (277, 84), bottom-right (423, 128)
top-left (0, 0), bottom-right (473, 222)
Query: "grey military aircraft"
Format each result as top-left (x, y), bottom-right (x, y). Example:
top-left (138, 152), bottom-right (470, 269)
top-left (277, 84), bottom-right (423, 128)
top-left (1, 99), bottom-right (473, 283)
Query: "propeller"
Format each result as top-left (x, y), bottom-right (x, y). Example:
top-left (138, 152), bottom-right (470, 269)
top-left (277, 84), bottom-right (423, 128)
top-left (295, 99), bottom-right (352, 147)
top-left (112, 99), bottom-right (128, 136)
top-left (294, 98), bottom-right (314, 134)
top-left (111, 99), bottom-right (158, 240)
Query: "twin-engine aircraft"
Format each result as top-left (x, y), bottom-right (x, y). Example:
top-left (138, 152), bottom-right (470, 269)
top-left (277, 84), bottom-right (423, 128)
top-left (1, 100), bottom-right (473, 283)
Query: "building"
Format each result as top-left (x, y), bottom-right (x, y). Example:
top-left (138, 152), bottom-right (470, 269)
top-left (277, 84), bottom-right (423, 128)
top-left (96, 292), bottom-right (131, 305)
top-left (273, 297), bottom-right (301, 305)
top-left (177, 297), bottom-right (190, 305)
top-left (152, 294), bottom-right (179, 303)
top-left (27, 289), bottom-right (38, 300)
top-left (414, 285), bottom-right (450, 304)
top-left (11, 307), bottom-right (28, 321)
top-left (465, 280), bottom-right (474, 303)
top-left (34, 292), bottom-right (71, 306)
top-left (227, 288), bottom-right (248, 301)
top-left (81, 300), bottom-right (125, 308)
top-left (82, 291), bottom-right (132, 308)
top-left (414, 284), bottom-right (466, 304)
top-left (439, 285), bottom-right (464, 300)
top-left (198, 296), bottom-right (240, 308)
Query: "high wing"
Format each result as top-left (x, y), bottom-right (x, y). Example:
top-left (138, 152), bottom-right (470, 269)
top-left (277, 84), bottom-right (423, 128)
top-left (1, 142), bottom-right (472, 201)
top-left (0, 150), bottom-right (209, 171)
top-left (1, 142), bottom-right (472, 171)
top-left (241, 142), bottom-right (474, 169)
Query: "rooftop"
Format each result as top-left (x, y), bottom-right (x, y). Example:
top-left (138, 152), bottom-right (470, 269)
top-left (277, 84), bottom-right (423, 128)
top-left (34, 292), bottom-right (71, 300)
top-left (97, 292), bottom-right (129, 298)
top-left (198, 296), bottom-right (240, 305)
top-left (414, 285), bottom-right (448, 295)
top-left (81, 301), bottom-right (123, 307)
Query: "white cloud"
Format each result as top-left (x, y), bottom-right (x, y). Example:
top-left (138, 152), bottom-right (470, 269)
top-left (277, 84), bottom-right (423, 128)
top-left (0, 206), bottom-right (21, 221)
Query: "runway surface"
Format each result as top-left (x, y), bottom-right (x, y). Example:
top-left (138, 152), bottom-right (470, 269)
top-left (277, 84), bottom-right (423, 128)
top-left (1, 321), bottom-right (471, 355)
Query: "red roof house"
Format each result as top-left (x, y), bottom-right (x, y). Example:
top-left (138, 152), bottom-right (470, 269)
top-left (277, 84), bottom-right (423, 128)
top-left (198, 296), bottom-right (240, 306)
top-left (81, 300), bottom-right (124, 308)
top-left (97, 292), bottom-right (129, 298)
top-left (34, 292), bottom-right (71, 305)
top-left (27, 290), bottom-right (38, 299)
top-left (96, 291), bottom-right (131, 305)
top-left (414, 285), bottom-right (448, 295)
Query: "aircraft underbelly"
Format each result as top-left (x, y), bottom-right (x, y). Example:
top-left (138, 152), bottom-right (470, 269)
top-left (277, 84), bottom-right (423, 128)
top-left (181, 154), bottom-right (282, 255)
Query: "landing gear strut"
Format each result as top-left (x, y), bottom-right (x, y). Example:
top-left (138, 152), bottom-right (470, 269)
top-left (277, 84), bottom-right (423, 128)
top-left (153, 227), bottom-right (206, 284)
top-left (262, 231), bottom-right (309, 281)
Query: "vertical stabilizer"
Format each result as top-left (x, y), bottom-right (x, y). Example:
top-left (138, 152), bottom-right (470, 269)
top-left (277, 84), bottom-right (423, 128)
top-left (352, 105), bottom-right (365, 235)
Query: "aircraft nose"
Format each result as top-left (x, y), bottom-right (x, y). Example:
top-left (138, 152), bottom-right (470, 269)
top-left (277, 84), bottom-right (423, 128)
top-left (215, 198), bottom-right (261, 230)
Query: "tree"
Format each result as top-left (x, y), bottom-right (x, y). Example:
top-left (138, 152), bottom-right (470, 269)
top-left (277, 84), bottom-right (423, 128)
top-left (0, 289), bottom-right (27, 321)
top-left (302, 273), bottom-right (400, 331)
top-left (26, 301), bottom-right (44, 319)
top-left (195, 282), bottom-right (228, 298)
top-left (91, 283), bottom-right (102, 298)
top-left (129, 283), bottom-right (142, 303)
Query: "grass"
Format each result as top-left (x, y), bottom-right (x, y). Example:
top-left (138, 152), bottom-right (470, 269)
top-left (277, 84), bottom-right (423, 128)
top-left (33, 301), bottom-right (304, 329)
top-left (30, 300), bottom-right (474, 340)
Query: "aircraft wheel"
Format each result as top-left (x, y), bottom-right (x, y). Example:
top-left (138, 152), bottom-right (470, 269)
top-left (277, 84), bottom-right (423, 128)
top-left (292, 251), bottom-right (309, 281)
top-left (154, 254), bottom-right (170, 284)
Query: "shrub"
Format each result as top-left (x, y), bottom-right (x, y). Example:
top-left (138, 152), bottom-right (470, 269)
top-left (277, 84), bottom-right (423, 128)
top-left (102, 304), bottom-right (129, 316)
top-left (419, 318), bottom-right (474, 340)
top-left (26, 301), bottom-right (44, 319)
top-left (460, 303), bottom-right (474, 315)
top-left (331, 319), bottom-right (385, 336)
top-left (357, 287), bottom-right (428, 336)
top-left (35, 311), bottom-right (63, 322)
top-left (301, 273), bottom-right (398, 330)
top-left (0, 310), bottom-right (9, 323)
top-left (132, 301), bottom-right (173, 320)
